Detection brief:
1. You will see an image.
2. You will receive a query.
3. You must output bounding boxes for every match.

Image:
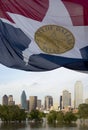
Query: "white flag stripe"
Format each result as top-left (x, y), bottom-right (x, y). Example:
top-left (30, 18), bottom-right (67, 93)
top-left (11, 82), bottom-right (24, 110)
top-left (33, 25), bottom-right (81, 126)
top-left (43, 0), bottom-right (73, 26)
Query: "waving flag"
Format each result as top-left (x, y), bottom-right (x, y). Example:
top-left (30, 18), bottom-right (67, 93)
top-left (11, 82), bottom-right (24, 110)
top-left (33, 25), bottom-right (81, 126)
top-left (0, 0), bottom-right (88, 72)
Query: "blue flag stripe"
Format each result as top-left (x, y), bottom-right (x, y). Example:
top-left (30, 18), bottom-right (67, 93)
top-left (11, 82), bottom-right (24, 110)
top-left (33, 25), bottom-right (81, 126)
top-left (0, 20), bottom-right (88, 71)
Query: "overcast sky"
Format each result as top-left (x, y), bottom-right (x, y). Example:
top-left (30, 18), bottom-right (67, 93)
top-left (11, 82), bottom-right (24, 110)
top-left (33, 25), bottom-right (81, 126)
top-left (0, 64), bottom-right (88, 105)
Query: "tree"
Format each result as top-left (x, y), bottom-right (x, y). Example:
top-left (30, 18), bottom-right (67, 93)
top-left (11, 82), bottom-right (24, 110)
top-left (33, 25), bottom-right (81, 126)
top-left (28, 110), bottom-right (43, 122)
top-left (0, 105), bottom-right (26, 122)
top-left (47, 110), bottom-right (57, 123)
top-left (78, 103), bottom-right (88, 119)
top-left (64, 112), bottom-right (77, 124)
top-left (56, 111), bottom-right (64, 123)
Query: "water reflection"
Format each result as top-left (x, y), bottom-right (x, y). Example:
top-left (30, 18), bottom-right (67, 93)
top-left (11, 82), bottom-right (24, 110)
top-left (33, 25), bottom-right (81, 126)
top-left (0, 122), bottom-right (27, 130)
top-left (29, 122), bottom-right (43, 128)
top-left (0, 122), bottom-right (88, 130)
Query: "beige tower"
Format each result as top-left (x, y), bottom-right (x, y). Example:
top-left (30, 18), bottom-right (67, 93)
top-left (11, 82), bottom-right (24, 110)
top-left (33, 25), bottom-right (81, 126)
top-left (74, 81), bottom-right (83, 108)
top-left (8, 95), bottom-right (15, 105)
top-left (62, 90), bottom-right (71, 108)
top-left (29, 96), bottom-right (37, 112)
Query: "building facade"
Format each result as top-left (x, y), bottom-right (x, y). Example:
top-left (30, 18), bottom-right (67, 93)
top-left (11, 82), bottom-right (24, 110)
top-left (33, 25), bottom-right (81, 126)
top-left (85, 98), bottom-right (88, 104)
top-left (21, 90), bottom-right (27, 110)
top-left (60, 95), bottom-right (62, 110)
top-left (44, 96), bottom-right (53, 110)
top-left (8, 95), bottom-right (15, 105)
top-left (74, 81), bottom-right (83, 108)
top-left (62, 90), bottom-right (71, 108)
top-left (29, 96), bottom-right (37, 112)
top-left (37, 99), bottom-right (41, 110)
top-left (2, 95), bottom-right (8, 105)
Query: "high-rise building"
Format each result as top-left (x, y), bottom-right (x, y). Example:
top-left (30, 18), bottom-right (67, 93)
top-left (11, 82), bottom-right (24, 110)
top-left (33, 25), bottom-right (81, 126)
top-left (69, 93), bottom-right (71, 106)
top-left (74, 81), bottom-right (83, 108)
top-left (2, 95), bottom-right (8, 105)
top-left (29, 96), bottom-right (37, 112)
top-left (8, 95), bottom-right (15, 105)
top-left (37, 99), bottom-right (41, 110)
top-left (26, 100), bottom-right (29, 111)
top-left (44, 96), bottom-right (53, 110)
top-left (62, 90), bottom-right (71, 108)
top-left (60, 95), bottom-right (62, 110)
top-left (21, 90), bottom-right (27, 110)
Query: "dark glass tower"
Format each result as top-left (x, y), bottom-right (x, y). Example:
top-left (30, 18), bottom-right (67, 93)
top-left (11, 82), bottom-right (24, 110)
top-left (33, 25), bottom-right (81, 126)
top-left (60, 95), bottom-right (62, 110)
top-left (2, 95), bottom-right (8, 105)
top-left (44, 96), bottom-right (53, 110)
top-left (21, 90), bottom-right (27, 110)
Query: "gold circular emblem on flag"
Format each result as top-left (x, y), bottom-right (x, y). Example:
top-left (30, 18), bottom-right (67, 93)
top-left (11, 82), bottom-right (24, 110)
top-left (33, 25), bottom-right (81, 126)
top-left (35, 25), bottom-right (75, 54)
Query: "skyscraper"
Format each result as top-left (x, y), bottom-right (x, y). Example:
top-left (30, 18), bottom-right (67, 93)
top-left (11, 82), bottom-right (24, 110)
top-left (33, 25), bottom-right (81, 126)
top-left (62, 90), bottom-right (71, 108)
top-left (21, 90), bottom-right (27, 110)
top-left (74, 81), bottom-right (83, 108)
top-left (44, 96), bottom-right (53, 110)
top-left (2, 95), bottom-right (8, 105)
top-left (29, 96), bottom-right (37, 112)
top-left (8, 95), bottom-right (15, 105)
top-left (60, 95), bottom-right (62, 110)
top-left (37, 99), bottom-right (41, 110)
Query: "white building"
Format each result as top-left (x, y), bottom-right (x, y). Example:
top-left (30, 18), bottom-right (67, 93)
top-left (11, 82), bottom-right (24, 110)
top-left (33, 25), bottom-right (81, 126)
top-left (62, 90), bottom-right (71, 108)
top-left (74, 81), bottom-right (83, 108)
top-left (85, 98), bottom-right (88, 104)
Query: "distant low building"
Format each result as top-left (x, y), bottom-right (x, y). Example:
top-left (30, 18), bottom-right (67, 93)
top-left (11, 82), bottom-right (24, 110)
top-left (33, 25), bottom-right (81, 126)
top-left (85, 98), bottom-right (88, 104)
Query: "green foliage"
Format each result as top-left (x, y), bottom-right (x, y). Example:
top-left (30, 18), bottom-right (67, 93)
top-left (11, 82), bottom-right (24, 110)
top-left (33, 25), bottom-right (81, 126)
top-left (47, 110), bottom-right (77, 124)
top-left (47, 110), bottom-right (57, 123)
top-left (0, 105), bottom-right (26, 122)
top-left (28, 110), bottom-right (44, 121)
top-left (78, 103), bottom-right (88, 119)
top-left (64, 112), bottom-right (77, 123)
top-left (56, 111), bottom-right (64, 123)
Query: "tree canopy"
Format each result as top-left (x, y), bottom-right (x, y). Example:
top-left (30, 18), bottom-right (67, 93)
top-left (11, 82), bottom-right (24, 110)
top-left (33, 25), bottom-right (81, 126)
top-left (78, 104), bottom-right (88, 119)
top-left (0, 105), bottom-right (26, 122)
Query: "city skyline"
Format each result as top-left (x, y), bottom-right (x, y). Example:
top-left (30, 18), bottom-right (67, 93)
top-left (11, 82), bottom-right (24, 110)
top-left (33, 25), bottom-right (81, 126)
top-left (1, 80), bottom-right (88, 107)
top-left (0, 64), bottom-right (88, 105)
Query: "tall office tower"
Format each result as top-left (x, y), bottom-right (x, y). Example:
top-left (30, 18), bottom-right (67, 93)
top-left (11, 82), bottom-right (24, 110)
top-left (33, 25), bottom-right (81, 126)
top-left (62, 90), bottom-right (71, 108)
top-left (8, 95), bottom-right (15, 105)
top-left (26, 100), bottom-right (29, 111)
top-left (60, 95), bottom-right (62, 110)
top-left (29, 96), bottom-right (37, 112)
top-left (74, 81), bottom-right (83, 108)
top-left (21, 90), bottom-right (27, 110)
top-left (69, 93), bottom-right (71, 106)
top-left (37, 99), bottom-right (41, 110)
top-left (44, 96), bottom-right (53, 110)
top-left (2, 95), bottom-right (8, 105)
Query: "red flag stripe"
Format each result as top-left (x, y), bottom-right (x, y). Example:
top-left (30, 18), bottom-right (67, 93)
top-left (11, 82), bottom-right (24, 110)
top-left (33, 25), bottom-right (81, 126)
top-left (0, 0), bottom-right (88, 26)
top-left (0, 0), bottom-right (49, 22)
top-left (62, 0), bottom-right (88, 25)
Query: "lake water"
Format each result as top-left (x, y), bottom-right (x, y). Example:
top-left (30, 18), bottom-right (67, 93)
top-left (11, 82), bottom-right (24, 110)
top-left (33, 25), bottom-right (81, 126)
top-left (0, 122), bottom-right (88, 130)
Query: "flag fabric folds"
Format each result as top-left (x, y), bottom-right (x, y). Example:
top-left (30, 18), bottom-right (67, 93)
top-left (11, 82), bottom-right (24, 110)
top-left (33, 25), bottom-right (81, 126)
top-left (0, 0), bottom-right (88, 72)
